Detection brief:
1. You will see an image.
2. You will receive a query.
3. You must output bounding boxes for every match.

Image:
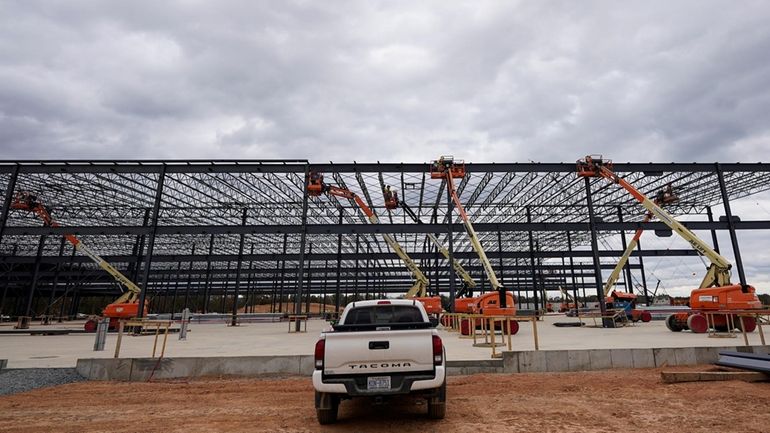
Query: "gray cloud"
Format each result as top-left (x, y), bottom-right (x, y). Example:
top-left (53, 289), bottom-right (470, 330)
top-left (1, 1), bottom-right (769, 162)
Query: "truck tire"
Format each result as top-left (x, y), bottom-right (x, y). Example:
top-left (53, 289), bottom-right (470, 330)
top-left (427, 381), bottom-right (446, 420)
top-left (315, 392), bottom-right (339, 425)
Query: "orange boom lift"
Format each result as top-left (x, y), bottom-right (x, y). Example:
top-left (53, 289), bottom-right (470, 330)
top-left (577, 155), bottom-right (763, 333)
top-left (11, 191), bottom-right (146, 331)
top-left (430, 156), bottom-right (519, 334)
top-left (307, 173), bottom-right (442, 315)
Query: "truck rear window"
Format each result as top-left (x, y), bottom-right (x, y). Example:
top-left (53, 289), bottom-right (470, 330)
top-left (345, 305), bottom-right (424, 325)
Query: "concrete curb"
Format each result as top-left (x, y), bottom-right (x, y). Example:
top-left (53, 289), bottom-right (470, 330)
top-left (503, 345), bottom-right (770, 373)
top-left (75, 345), bottom-right (770, 381)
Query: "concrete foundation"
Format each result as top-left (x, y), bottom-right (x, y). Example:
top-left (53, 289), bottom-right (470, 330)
top-left (75, 345), bottom-right (770, 381)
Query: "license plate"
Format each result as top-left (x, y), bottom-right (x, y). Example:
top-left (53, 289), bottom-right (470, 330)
top-left (367, 376), bottom-right (391, 390)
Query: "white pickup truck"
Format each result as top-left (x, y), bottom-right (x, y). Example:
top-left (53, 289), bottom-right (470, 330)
top-left (312, 299), bottom-right (446, 424)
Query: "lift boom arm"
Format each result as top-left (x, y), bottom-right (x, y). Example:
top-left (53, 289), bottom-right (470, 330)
top-left (445, 175), bottom-right (502, 291)
top-left (581, 157), bottom-right (733, 288)
top-left (399, 201), bottom-right (477, 292)
top-left (11, 192), bottom-right (142, 304)
top-left (324, 186), bottom-right (430, 298)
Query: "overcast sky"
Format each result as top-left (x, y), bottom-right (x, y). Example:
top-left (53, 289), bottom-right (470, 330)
top-left (2, 1), bottom-right (769, 296)
top-left (1, 1), bottom-right (769, 162)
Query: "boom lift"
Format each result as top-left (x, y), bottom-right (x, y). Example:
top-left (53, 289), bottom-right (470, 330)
top-left (11, 191), bottom-right (146, 331)
top-left (601, 185), bottom-right (678, 323)
top-left (430, 156), bottom-right (518, 324)
top-left (577, 155), bottom-right (763, 333)
top-left (308, 173), bottom-right (442, 314)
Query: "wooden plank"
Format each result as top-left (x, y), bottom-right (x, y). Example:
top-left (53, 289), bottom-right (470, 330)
top-left (661, 371), bottom-right (769, 384)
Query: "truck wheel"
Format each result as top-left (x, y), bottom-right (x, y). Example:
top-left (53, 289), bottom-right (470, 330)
top-left (427, 381), bottom-right (446, 420)
top-left (315, 392), bottom-right (339, 425)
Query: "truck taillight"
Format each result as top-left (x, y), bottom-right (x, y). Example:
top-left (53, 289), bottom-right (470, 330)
top-left (314, 339), bottom-right (325, 370)
top-left (432, 335), bottom-right (443, 365)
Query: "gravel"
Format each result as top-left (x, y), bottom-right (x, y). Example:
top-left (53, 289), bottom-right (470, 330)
top-left (0, 368), bottom-right (86, 396)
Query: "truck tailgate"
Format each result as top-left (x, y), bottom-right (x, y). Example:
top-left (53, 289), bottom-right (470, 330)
top-left (323, 329), bottom-right (434, 376)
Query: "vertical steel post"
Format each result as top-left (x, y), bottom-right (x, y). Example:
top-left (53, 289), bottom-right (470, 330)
top-left (354, 234), bottom-right (360, 301)
top-left (567, 232), bottom-right (579, 315)
top-left (26, 234), bottom-right (47, 316)
top-left (231, 208), bottom-right (248, 327)
top-left (636, 240), bottom-right (649, 304)
top-left (497, 230), bottom-right (504, 293)
top-left (305, 242), bottom-right (313, 313)
top-left (171, 261), bottom-right (181, 319)
top-left (526, 206), bottom-right (538, 312)
top-left (335, 209), bottom-right (343, 313)
top-left (706, 206), bottom-right (721, 254)
top-left (46, 237), bottom-right (67, 316)
top-left (446, 180), bottom-right (456, 309)
top-left (294, 165), bottom-right (311, 330)
top-left (278, 233), bottom-right (288, 313)
top-left (0, 164), bottom-right (20, 246)
top-left (202, 233), bottom-right (215, 313)
top-left (583, 177), bottom-right (608, 324)
top-left (184, 244), bottom-right (194, 314)
top-left (137, 165), bottom-right (166, 318)
top-left (715, 163), bottom-right (747, 287)
top-left (130, 209), bottom-right (151, 283)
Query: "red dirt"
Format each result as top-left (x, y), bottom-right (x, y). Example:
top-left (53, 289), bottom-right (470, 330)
top-left (1, 367), bottom-right (769, 433)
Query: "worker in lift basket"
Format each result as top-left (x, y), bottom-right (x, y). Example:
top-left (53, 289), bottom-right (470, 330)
top-left (384, 185), bottom-right (393, 201)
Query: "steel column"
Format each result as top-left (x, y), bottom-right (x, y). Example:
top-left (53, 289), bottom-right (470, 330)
top-left (294, 165), bottom-right (311, 329)
top-left (715, 163), bottom-right (747, 287)
top-left (583, 177), bottom-right (607, 322)
top-left (137, 165), bottom-right (166, 318)
top-left (231, 208), bottom-right (248, 327)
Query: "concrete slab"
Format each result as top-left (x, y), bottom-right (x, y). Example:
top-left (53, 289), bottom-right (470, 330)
top-left (2, 315), bottom-right (767, 369)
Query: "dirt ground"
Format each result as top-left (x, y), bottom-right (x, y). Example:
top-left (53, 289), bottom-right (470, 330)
top-left (1, 367), bottom-right (769, 433)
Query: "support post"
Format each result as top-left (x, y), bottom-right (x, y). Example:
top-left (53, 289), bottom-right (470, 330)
top-left (447, 180), bottom-right (456, 309)
top-left (231, 207), bottom-right (248, 327)
top-left (335, 209), bottom-right (343, 313)
top-left (137, 165), bottom-right (166, 318)
top-left (706, 206), bottom-right (721, 254)
top-left (715, 164), bottom-right (747, 287)
top-left (526, 206), bottom-right (538, 312)
top-left (294, 165), bottom-right (311, 331)
top-left (583, 177), bottom-right (608, 325)
top-left (202, 233), bottom-right (215, 313)
top-left (26, 234), bottom-right (47, 316)
top-left (0, 164), bottom-right (20, 245)
top-left (278, 233), bottom-right (288, 313)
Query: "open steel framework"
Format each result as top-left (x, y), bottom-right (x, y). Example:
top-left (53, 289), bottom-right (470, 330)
top-left (1, 160), bottom-right (769, 319)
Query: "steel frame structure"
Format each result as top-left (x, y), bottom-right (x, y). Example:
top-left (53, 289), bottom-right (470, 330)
top-left (1, 160), bottom-right (769, 318)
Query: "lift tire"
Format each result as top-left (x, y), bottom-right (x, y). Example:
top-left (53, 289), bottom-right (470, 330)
top-left (687, 314), bottom-right (708, 334)
top-left (84, 319), bottom-right (98, 333)
top-left (665, 314), bottom-right (682, 332)
top-left (640, 311), bottom-right (652, 323)
top-left (735, 316), bottom-right (757, 333)
top-left (507, 320), bottom-right (520, 335)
